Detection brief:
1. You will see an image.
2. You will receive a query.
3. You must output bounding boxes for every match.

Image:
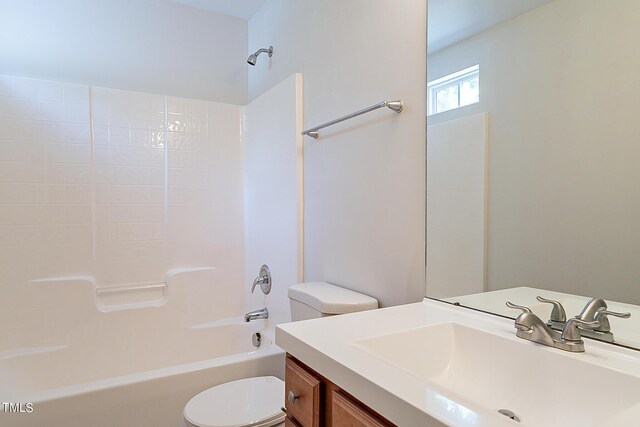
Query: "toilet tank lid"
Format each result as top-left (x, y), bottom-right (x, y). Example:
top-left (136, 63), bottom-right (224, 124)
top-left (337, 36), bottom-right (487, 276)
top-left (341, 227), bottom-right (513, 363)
top-left (288, 282), bottom-right (378, 314)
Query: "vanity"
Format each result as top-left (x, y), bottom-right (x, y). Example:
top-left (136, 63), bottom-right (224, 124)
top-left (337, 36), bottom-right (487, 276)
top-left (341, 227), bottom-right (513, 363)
top-left (276, 299), bottom-right (640, 426)
top-left (283, 355), bottom-right (393, 426)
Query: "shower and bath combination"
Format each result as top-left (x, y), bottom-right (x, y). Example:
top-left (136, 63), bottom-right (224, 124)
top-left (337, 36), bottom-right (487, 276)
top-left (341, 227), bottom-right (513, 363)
top-left (247, 46), bottom-right (273, 65)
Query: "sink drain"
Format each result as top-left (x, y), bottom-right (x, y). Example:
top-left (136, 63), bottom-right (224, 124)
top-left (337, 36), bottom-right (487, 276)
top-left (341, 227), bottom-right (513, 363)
top-left (498, 409), bottom-right (520, 422)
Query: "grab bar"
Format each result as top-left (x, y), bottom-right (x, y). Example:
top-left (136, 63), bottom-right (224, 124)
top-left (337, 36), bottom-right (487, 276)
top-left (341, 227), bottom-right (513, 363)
top-left (301, 100), bottom-right (403, 139)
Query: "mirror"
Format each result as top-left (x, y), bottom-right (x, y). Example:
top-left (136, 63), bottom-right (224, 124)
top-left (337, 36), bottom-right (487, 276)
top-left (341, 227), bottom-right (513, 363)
top-left (425, 0), bottom-right (640, 349)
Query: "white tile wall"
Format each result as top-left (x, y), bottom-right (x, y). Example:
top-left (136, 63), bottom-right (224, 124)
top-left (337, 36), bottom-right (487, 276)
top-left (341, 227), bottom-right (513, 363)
top-left (0, 76), bottom-right (93, 348)
top-left (166, 98), bottom-right (244, 321)
top-left (0, 74), bottom-right (245, 350)
top-left (92, 87), bottom-right (168, 286)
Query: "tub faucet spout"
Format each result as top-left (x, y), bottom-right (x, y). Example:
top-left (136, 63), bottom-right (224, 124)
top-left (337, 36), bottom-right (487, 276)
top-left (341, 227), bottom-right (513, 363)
top-left (244, 308), bottom-right (268, 322)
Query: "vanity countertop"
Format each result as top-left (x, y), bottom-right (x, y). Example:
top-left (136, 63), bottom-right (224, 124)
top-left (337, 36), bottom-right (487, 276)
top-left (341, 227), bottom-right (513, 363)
top-left (275, 298), bottom-right (640, 427)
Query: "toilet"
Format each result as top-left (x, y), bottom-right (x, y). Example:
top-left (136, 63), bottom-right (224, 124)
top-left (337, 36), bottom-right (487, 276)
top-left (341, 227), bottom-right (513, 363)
top-left (183, 282), bottom-right (378, 427)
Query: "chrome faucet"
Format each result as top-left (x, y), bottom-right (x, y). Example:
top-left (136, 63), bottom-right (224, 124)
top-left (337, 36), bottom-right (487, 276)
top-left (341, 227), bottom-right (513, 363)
top-left (507, 302), bottom-right (600, 352)
top-left (244, 307), bottom-right (268, 322)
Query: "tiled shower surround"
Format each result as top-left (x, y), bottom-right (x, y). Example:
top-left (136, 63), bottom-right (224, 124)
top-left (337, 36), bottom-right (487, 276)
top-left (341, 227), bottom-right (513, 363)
top-left (0, 74), bottom-right (245, 351)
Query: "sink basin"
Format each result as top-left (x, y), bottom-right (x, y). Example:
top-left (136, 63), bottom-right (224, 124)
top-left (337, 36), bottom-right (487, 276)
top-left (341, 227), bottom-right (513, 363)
top-left (352, 322), bottom-right (640, 426)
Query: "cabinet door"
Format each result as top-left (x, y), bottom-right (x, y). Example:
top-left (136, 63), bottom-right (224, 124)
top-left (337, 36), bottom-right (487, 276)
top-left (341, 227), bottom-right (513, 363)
top-left (285, 417), bottom-right (302, 427)
top-left (331, 391), bottom-right (388, 427)
top-left (285, 357), bottom-right (321, 427)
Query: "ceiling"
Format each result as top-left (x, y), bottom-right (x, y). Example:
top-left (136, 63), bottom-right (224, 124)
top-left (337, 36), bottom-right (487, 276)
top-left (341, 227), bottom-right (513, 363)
top-left (163, 0), bottom-right (267, 20)
top-left (428, 0), bottom-right (553, 54)
top-left (161, 1), bottom-right (553, 48)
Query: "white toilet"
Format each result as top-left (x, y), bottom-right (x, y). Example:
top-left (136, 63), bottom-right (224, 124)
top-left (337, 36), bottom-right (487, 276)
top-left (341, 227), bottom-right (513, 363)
top-left (183, 282), bottom-right (378, 427)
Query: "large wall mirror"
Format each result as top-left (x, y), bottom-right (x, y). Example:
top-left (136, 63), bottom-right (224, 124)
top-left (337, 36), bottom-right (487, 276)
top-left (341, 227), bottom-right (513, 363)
top-left (425, 0), bottom-right (640, 350)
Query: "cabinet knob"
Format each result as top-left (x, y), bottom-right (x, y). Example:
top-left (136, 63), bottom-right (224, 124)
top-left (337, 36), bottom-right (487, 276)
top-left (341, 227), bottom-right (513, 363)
top-left (287, 390), bottom-right (299, 404)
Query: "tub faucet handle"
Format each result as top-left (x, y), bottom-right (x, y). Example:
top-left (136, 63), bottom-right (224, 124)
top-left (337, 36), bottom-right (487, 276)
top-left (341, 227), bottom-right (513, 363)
top-left (251, 265), bottom-right (271, 294)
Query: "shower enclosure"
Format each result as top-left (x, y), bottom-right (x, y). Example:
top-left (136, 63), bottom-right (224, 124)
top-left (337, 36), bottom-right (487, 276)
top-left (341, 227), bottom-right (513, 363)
top-left (0, 73), bottom-right (303, 426)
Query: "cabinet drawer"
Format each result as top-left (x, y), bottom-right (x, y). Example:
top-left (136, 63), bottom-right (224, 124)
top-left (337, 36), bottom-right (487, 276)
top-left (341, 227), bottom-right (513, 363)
top-left (332, 391), bottom-right (388, 427)
top-left (285, 357), bottom-right (321, 427)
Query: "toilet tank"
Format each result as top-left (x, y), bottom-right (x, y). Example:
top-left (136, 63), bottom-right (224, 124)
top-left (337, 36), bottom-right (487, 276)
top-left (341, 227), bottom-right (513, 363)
top-left (288, 282), bottom-right (379, 321)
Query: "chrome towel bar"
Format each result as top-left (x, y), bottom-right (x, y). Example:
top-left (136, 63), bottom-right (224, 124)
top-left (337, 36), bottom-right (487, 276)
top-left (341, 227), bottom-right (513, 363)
top-left (301, 100), bottom-right (403, 139)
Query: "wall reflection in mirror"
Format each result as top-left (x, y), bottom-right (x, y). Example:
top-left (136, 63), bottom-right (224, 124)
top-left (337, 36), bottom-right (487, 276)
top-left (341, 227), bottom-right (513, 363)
top-left (425, 0), bottom-right (640, 349)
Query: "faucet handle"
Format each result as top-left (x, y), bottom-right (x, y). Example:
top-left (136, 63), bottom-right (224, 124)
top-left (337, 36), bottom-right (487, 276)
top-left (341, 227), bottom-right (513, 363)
top-left (251, 276), bottom-right (265, 293)
top-left (536, 296), bottom-right (567, 322)
top-left (562, 317), bottom-right (601, 342)
top-left (506, 301), bottom-right (532, 313)
top-left (250, 265), bottom-right (272, 294)
top-left (593, 309), bottom-right (631, 332)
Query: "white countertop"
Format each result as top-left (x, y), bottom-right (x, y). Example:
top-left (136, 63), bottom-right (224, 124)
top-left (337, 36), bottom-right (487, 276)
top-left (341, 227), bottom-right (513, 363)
top-left (275, 299), bottom-right (640, 427)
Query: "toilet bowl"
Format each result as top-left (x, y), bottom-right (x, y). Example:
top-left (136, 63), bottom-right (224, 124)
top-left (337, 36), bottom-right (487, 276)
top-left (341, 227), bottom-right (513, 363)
top-left (184, 282), bottom-right (378, 427)
top-left (183, 376), bottom-right (285, 427)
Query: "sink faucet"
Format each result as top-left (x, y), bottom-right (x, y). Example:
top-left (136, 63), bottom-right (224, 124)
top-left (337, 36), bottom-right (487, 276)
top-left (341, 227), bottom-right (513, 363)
top-left (507, 302), bottom-right (600, 352)
top-left (507, 302), bottom-right (557, 347)
top-left (244, 307), bottom-right (268, 322)
top-left (577, 297), bottom-right (608, 322)
top-left (575, 297), bottom-right (631, 342)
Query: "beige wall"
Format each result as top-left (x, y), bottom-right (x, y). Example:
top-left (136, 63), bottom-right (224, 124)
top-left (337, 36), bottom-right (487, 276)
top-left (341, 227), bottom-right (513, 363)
top-left (428, 0), bottom-right (640, 303)
top-left (248, 1), bottom-right (427, 306)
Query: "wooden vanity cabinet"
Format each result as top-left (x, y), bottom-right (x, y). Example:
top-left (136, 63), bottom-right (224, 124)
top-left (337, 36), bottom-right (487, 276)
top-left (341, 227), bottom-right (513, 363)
top-left (285, 418), bottom-right (302, 427)
top-left (331, 391), bottom-right (389, 427)
top-left (284, 354), bottom-right (395, 427)
top-left (285, 355), bottom-right (322, 426)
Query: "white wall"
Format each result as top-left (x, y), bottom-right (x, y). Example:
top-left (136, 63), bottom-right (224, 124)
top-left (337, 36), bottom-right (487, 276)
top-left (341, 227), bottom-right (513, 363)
top-left (0, 74), bottom-right (245, 350)
top-left (243, 74), bottom-right (303, 326)
top-left (427, 0), bottom-right (640, 303)
top-left (0, 0), bottom-right (248, 104)
top-left (248, 0), bottom-right (427, 307)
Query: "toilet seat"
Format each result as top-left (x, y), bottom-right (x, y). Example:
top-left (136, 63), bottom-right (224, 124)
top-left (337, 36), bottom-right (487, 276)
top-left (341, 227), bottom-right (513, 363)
top-left (184, 376), bottom-right (285, 427)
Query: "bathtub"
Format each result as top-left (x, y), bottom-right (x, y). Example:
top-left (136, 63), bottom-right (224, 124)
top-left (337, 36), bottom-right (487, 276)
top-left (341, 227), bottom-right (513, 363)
top-left (0, 319), bottom-right (285, 427)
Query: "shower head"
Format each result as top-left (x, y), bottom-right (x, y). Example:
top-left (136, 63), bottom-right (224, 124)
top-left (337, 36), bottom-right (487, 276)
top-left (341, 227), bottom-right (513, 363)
top-left (247, 46), bottom-right (273, 66)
